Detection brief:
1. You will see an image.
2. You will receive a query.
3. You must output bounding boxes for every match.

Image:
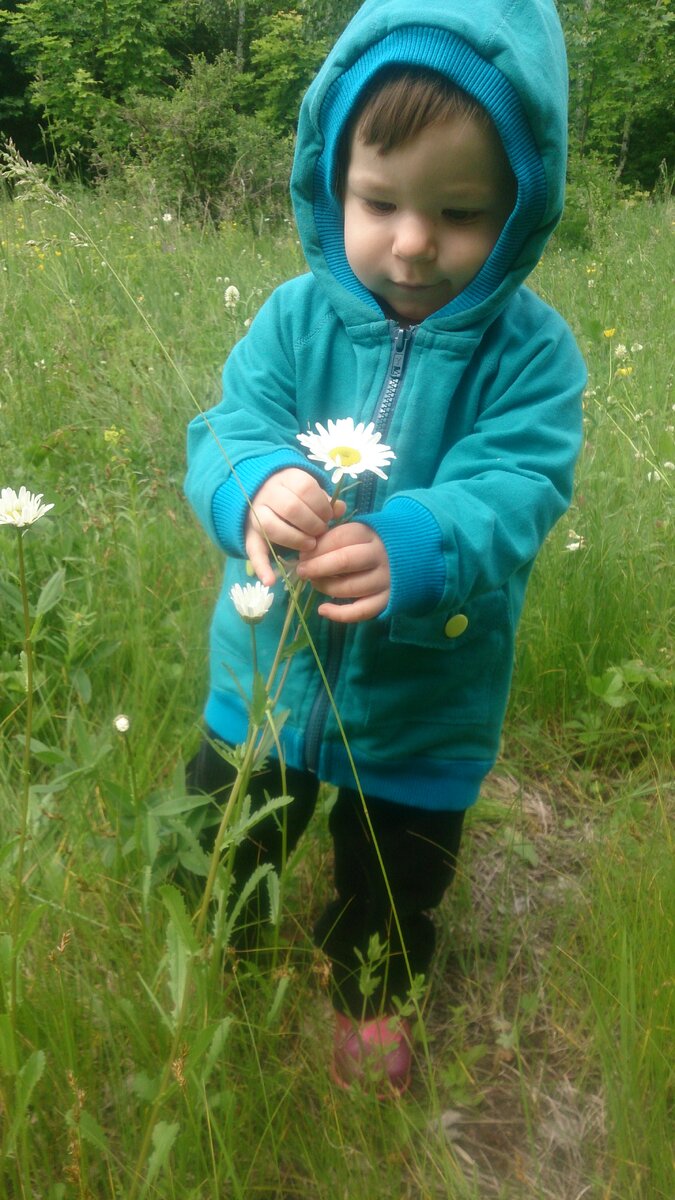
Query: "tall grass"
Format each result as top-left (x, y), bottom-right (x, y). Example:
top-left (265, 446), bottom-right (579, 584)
top-left (0, 185), bottom-right (673, 1198)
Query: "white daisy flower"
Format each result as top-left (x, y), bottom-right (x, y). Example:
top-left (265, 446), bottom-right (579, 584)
top-left (297, 417), bottom-right (395, 484)
top-left (224, 285), bottom-right (240, 309)
top-left (0, 486), bottom-right (54, 527)
top-left (162, 212), bottom-right (173, 223)
top-left (230, 581), bottom-right (274, 624)
top-left (564, 528), bottom-right (585, 552)
top-left (113, 714), bottom-right (130, 734)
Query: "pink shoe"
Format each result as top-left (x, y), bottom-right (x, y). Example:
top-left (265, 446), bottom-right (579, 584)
top-left (332, 1011), bottom-right (412, 1095)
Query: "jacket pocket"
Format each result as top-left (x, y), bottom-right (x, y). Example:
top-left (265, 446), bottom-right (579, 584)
top-left (367, 589), bottom-right (511, 729)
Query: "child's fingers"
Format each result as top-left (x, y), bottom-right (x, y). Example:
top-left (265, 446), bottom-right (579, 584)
top-left (244, 527), bottom-right (277, 587)
top-left (245, 506), bottom-right (318, 585)
top-left (247, 503), bottom-right (318, 553)
top-left (316, 591), bottom-right (389, 622)
top-left (297, 523), bottom-right (388, 584)
top-left (296, 523), bottom-right (391, 618)
top-left (255, 470), bottom-right (334, 536)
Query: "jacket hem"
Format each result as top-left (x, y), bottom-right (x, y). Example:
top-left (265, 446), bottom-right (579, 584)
top-left (204, 690), bottom-right (488, 812)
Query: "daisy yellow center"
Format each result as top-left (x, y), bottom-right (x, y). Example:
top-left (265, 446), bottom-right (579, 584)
top-left (329, 444), bottom-right (361, 467)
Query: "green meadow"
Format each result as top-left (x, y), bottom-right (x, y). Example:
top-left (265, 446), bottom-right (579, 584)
top-left (0, 183), bottom-right (673, 1198)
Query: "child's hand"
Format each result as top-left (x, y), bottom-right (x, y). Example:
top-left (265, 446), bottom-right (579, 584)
top-left (245, 469), bottom-right (345, 586)
top-left (296, 522), bottom-right (390, 622)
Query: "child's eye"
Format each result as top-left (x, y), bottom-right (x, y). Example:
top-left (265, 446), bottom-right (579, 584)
top-left (364, 199), bottom-right (395, 214)
top-left (442, 209), bottom-right (480, 224)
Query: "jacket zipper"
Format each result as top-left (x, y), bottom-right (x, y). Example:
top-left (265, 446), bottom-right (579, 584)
top-left (304, 323), bottom-right (416, 773)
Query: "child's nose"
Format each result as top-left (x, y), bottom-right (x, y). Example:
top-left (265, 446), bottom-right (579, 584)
top-left (392, 213), bottom-right (436, 261)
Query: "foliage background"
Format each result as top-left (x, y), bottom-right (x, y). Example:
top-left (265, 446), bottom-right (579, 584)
top-left (0, 0), bottom-right (673, 226)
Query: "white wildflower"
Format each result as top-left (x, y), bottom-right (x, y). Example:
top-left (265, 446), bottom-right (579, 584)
top-left (113, 714), bottom-right (130, 734)
top-left (297, 417), bottom-right (395, 485)
top-left (224, 284), bottom-right (240, 309)
top-left (230, 581), bottom-right (274, 624)
top-left (565, 529), bottom-right (586, 552)
top-left (162, 212), bottom-right (173, 223)
top-left (613, 343), bottom-right (628, 360)
top-left (0, 486), bottom-right (54, 527)
top-left (630, 343), bottom-right (644, 353)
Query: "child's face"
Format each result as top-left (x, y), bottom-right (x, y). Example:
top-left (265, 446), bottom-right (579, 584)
top-left (343, 114), bottom-right (516, 323)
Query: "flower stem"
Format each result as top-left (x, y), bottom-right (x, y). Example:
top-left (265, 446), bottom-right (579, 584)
top-left (10, 529), bottom-right (33, 1017)
top-left (130, 577), bottom-right (308, 1197)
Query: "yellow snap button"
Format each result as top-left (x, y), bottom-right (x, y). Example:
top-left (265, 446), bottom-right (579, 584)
top-left (444, 613), bottom-right (469, 639)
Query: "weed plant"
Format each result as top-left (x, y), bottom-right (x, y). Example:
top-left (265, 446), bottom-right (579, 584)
top-left (0, 182), bottom-right (673, 1198)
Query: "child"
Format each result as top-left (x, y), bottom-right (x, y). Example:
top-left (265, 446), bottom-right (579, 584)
top-left (184, 0), bottom-right (586, 1093)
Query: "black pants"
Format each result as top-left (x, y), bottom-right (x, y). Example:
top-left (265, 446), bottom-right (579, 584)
top-left (186, 734), bottom-right (464, 1017)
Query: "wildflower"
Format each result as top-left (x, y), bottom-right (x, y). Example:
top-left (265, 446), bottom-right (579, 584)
top-left (630, 343), bottom-right (644, 353)
top-left (603, 328), bottom-right (616, 339)
top-left (224, 284), bottom-right (240, 309)
top-left (113, 714), bottom-right (130, 734)
top-left (0, 486), bottom-right (54, 527)
top-left (564, 529), bottom-right (585, 551)
top-left (230, 581), bottom-right (274, 624)
top-left (613, 344), bottom-right (628, 360)
top-left (616, 366), bottom-right (633, 378)
top-left (297, 417), bottom-right (396, 484)
top-left (664, 462), bottom-right (675, 472)
top-left (162, 212), bottom-right (173, 223)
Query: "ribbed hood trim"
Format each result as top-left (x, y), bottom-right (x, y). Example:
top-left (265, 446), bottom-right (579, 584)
top-left (311, 26), bottom-right (547, 318)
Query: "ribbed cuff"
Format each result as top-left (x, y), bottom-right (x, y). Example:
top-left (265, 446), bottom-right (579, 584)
top-left (361, 496), bottom-right (445, 618)
top-left (211, 450), bottom-right (331, 555)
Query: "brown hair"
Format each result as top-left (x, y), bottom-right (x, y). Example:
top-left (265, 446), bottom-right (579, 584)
top-left (334, 67), bottom-right (490, 196)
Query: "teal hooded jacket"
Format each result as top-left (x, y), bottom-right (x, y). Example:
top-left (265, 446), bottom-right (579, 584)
top-left (184, 0), bottom-right (587, 811)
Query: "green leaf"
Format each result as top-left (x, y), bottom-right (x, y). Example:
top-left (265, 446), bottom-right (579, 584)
top-left (0, 1013), bottom-right (18, 1076)
top-left (266, 869), bottom-right (280, 925)
top-left (159, 885), bottom-right (198, 954)
top-left (0, 933), bottom-right (13, 1004)
top-left (29, 738), bottom-right (71, 765)
top-left (146, 1120), bottom-right (180, 1186)
top-left (7, 1050), bottom-right (46, 1155)
top-left (67, 1108), bottom-right (110, 1154)
top-left (250, 670), bottom-right (269, 725)
top-left (35, 566), bottom-right (66, 617)
top-left (71, 666), bottom-right (92, 703)
top-left (265, 973), bottom-right (290, 1028)
top-left (187, 1017), bottom-right (233, 1085)
top-left (511, 839), bottom-right (539, 867)
top-left (164, 907), bottom-right (196, 1022)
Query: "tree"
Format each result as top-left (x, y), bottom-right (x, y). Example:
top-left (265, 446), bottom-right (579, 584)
top-left (561, 0), bottom-right (674, 184)
top-left (1, 0), bottom-right (180, 160)
top-left (245, 9), bottom-right (328, 131)
top-left (0, 2), bottom-right (35, 154)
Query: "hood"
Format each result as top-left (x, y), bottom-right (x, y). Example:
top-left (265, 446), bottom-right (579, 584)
top-left (290, 0), bottom-right (569, 329)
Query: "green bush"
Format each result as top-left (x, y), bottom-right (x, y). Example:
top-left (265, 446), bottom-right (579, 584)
top-left (556, 151), bottom-right (624, 250)
top-left (94, 52), bottom-right (294, 223)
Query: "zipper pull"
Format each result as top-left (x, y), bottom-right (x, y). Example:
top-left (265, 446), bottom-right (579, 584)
top-left (391, 326), bottom-right (410, 378)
